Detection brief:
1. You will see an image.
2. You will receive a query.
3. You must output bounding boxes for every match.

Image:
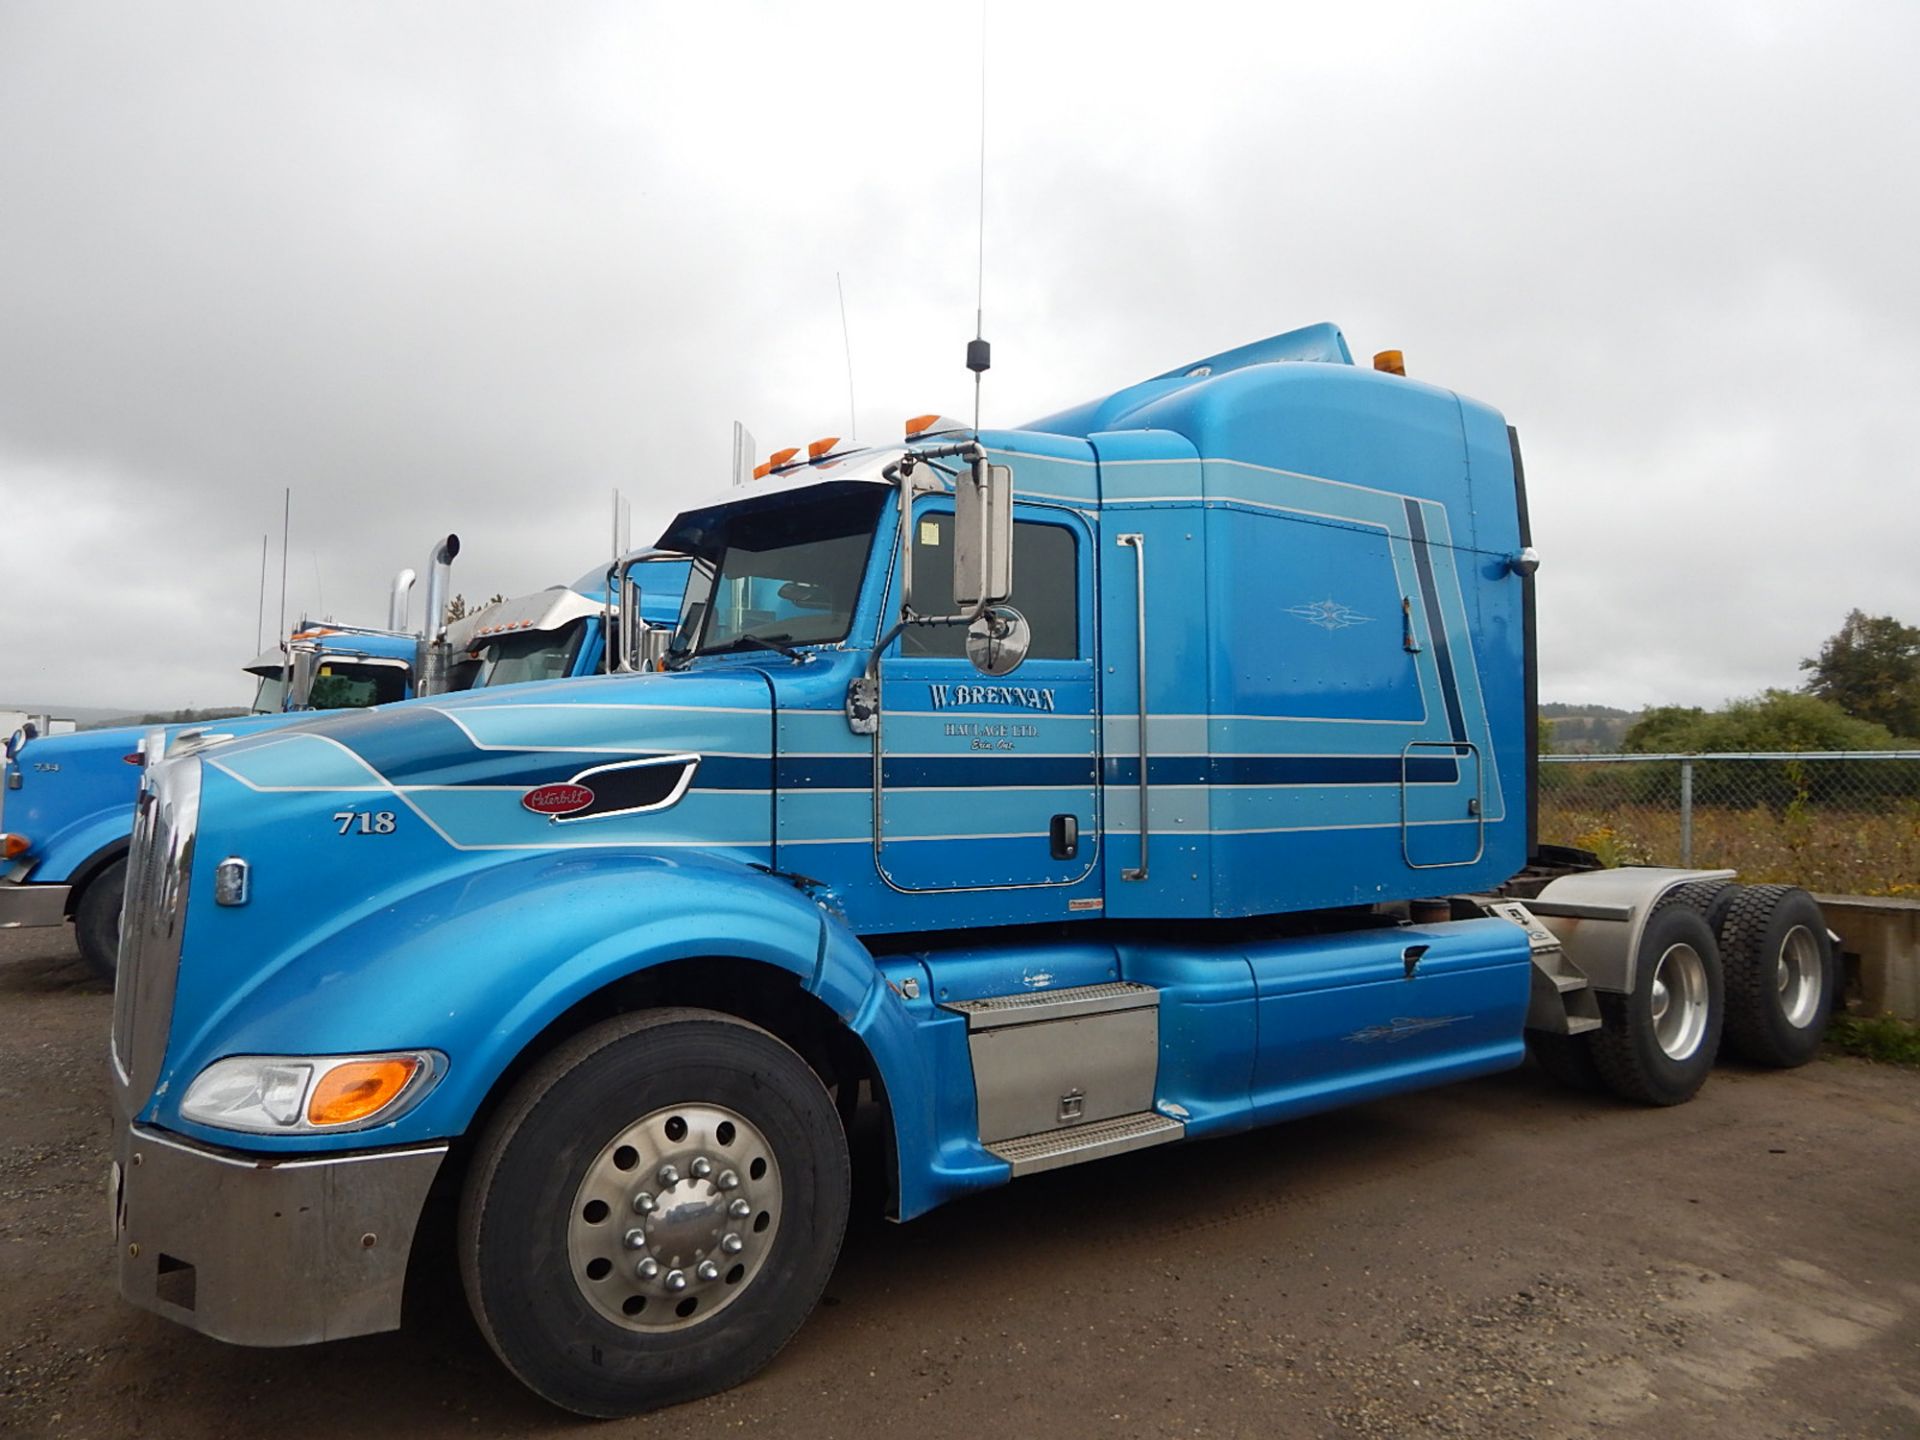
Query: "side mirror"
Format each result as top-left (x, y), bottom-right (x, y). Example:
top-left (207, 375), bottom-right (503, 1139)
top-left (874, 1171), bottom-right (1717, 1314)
top-left (954, 459), bottom-right (1012, 608)
top-left (638, 627), bottom-right (671, 670)
top-left (617, 574), bottom-right (643, 671)
top-left (287, 647), bottom-right (319, 709)
top-left (966, 605), bottom-right (1031, 676)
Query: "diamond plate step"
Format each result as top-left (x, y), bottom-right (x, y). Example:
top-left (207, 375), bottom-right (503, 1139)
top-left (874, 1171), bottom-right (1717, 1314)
top-left (986, 1110), bottom-right (1184, 1177)
top-left (942, 981), bottom-right (1158, 1030)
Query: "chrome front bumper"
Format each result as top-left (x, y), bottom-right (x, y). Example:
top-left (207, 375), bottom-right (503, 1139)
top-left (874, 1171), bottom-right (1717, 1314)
top-left (0, 878), bottom-right (68, 928)
top-left (113, 1119), bottom-right (447, 1346)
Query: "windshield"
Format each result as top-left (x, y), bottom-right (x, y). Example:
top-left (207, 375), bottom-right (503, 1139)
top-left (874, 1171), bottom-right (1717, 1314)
top-left (675, 487), bottom-right (888, 657)
top-left (250, 670), bottom-right (290, 714)
top-left (306, 660), bottom-right (410, 710)
top-left (474, 619), bottom-right (588, 687)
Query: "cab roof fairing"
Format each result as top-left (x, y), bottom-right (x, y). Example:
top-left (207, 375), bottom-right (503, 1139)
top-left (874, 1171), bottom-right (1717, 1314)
top-left (1021, 321), bottom-right (1355, 438)
top-left (569, 547), bottom-right (694, 602)
top-left (446, 588), bottom-right (609, 653)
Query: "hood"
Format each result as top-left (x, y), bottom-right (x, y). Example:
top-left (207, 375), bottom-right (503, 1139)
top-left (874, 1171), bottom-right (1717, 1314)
top-left (199, 668), bottom-right (778, 852)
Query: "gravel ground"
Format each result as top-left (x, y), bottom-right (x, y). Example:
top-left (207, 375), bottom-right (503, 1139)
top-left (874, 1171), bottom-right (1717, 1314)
top-left (2, 924), bottom-right (1916, 1439)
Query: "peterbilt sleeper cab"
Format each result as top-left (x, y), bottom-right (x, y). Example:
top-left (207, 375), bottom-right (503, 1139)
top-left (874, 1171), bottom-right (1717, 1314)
top-left (108, 325), bottom-right (1837, 1417)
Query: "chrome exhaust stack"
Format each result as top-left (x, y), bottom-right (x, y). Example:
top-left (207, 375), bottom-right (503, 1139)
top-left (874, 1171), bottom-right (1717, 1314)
top-left (416, 535), bottom-right (461, 696)
top-left (387, 567), bottom-right (418, 632)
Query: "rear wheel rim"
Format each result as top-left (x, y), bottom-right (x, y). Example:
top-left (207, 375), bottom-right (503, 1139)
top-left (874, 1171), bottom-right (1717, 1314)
top-left (1775, 924), bottom-right (1823, 1029)
top-left (1648, 943), bottom-right (1710, 1061)
top-left (565, 1102), bottom-right (783, 1333)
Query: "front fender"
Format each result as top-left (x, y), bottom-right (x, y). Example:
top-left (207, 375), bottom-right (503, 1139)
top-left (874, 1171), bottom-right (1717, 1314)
top-left (149, 849), bottom-right (993, 1216)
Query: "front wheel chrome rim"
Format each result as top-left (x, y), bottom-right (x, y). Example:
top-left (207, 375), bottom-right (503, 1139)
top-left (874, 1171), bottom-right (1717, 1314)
top-left (566, 1102), bottom-right (782, 1332)
top-left (1648, 943), bottom-right (1710, 1061)
top-left (1775, 925), bottom-right (1823, 1029)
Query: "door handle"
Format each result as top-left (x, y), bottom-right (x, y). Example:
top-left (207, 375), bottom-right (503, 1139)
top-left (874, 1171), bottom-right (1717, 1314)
top-left (1049, 812), bottom-right (1078, 861)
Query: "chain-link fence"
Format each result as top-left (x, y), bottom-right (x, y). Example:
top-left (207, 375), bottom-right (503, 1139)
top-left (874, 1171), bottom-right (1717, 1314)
top-left (1538, 752), bottom-right (1920, 897)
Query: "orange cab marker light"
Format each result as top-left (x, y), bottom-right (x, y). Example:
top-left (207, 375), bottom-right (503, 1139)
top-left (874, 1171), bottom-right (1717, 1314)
top-left (766, 447), bottom-right (800, 469)
top-left (905, 413), bottom-right (940, 436)
top-left (751, 462), bottom-right (773, 480)
top-left (807, 436), bottom-right (840, 461)
top-left (1373, 349), bottom-right (1406, 376)
top-left (306, 1057), bottom-right (423, 1127)
top-left (1, 833), bottom-right (29, 861)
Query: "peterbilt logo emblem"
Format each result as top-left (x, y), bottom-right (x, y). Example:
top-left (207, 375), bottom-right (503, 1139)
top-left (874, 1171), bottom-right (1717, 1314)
top-left (522, 783), bottom-right (595, 816)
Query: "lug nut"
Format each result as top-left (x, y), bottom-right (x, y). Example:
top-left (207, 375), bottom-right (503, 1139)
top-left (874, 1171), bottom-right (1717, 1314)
top-left (690, 1156), bottom-right (713, 1179)
top-left (728, 1198), bottom-right (751, 1219)
top-left (636, 1257), bottom-right (660, 1280)
top-left (721, 1233), bottom-right (744, 1255)
top-left (717, 1169), bottom-right (740, 1192)
top-left (664, 1269), bottom-right (688, 1293)
top-left (631, 1192), bottom-right (655, 1214)
top-left (696, 1260), bottom-right (720, 1282)
top-left (623, 1228), bottom-right (647, 1251)
top-left (657, 1164), bottom-right (680, 1186)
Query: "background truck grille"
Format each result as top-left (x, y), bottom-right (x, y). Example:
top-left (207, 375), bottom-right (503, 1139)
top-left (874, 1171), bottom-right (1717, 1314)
top-left (111, 745), bottom-right (200, 1112)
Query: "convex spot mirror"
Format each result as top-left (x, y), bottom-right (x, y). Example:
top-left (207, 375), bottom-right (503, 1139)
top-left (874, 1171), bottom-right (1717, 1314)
top-left (953, 461), bottom-right (1013, 609)
top-left (966, 605), bottom-right (1031, 676)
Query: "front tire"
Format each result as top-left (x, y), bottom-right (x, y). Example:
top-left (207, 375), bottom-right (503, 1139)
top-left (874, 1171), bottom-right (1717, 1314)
top-left (1591, 905), bottom-right (1724, 1106)
top-left (459, 1009), bottom-right (850, 1418)
top-left (1717, 885), bottom-right (1834, 1068)
top-left (73, 857), bottom-right (127, 981)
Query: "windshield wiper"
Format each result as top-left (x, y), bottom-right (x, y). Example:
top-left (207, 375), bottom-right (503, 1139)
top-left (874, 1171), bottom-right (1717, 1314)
top-left (709, 632), bottom-right (811, 663)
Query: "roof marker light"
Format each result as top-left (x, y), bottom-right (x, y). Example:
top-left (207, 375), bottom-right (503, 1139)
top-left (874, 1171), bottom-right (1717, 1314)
top-left (751, 461), bottom-right (773, 480)
top-left (904, 414), bottom-right (940, 436)
top-left (807, 436), bottom-right (840, 461)
top-left (766, 447), bottom-right (800, 469)
top-left (1373, 350), bottom-right (1406, 376)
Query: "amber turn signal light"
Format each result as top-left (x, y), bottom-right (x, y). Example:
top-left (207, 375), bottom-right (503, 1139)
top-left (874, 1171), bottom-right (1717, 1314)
top-left (306, 1057), bottom-right (422, 1127)
top-left (0, 833), bottom-right (28, 860)
top-left (1373, 349), bottom-right (1406, 376)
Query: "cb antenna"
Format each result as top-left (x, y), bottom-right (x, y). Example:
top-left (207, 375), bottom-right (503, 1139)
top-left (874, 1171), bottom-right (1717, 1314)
top-left (837, 272), bottom-right (857, 440)
top-left (966, 2), bottom-right (990, 431)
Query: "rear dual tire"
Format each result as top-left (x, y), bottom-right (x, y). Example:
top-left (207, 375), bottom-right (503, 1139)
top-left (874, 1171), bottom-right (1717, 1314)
top-left (1717, 885), bottom-right (1834, 1068)
top-left (1589, 905), bottom-right (1725, 1106)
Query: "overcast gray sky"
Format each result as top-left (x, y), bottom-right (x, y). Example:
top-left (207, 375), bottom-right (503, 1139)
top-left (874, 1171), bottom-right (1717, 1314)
top-left (2, 1), bottom-right (1915, 714)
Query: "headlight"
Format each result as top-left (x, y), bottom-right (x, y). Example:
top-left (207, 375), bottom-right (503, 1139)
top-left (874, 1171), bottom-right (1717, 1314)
top-left (179, 1051), bottom-right (443, 1134)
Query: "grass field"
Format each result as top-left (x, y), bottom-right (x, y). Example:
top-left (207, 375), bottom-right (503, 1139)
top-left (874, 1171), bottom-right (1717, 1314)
top-left (1538, 797), bottom-right (1920, 897)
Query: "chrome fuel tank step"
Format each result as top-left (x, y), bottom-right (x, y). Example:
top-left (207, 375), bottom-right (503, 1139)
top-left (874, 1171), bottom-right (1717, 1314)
top-left (944, 981), bottom-right (1162, 1150)
top-left (986, 1110), bottom-right (1184, 1178)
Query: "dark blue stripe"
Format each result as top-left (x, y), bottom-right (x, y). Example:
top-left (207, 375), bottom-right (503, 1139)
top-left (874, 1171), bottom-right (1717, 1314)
top-left (777, 755), bottom-right (870, 789)
top-left (879, 755), bottom-right (1100, 788)
top-left (1404, 500), bottom-right (1469, 743)
top-left (1102, 755), bottom-right (1459, 787)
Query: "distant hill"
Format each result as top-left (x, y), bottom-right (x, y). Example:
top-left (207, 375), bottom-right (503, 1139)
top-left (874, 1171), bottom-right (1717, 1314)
top-left (78, 706), bottom-right (250, 732)
top-left (0, 702), bottom-right (149, 728)
top-left (1541, 702), bottom-right (1639, 754)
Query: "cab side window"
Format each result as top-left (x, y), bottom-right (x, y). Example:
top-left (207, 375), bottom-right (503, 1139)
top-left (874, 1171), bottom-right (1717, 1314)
top-left (903, 515), bottom-right (1079, 659)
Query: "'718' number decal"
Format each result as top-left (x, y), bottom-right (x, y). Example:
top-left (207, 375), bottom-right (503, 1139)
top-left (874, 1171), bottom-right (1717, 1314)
top-left (333, 810), bottom-right (398, 835)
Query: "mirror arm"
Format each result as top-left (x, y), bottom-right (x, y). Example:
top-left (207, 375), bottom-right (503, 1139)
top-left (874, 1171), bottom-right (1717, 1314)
top-left (863, 441), bottom-right (994, 689)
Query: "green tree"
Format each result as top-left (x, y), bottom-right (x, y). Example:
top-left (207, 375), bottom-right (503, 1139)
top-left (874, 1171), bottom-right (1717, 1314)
top-left (1800, 610), bottom-right (1920, 740)
top-left (1624, 691), bottom-right (1896, 755)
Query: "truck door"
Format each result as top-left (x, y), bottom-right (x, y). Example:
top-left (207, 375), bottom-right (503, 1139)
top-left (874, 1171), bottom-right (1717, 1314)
top-left (873, 504), bottom-right (1099, 892)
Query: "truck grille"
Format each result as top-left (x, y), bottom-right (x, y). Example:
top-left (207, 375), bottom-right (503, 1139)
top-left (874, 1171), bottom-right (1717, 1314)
top-left (111, 745), bottom-right (200, 1112)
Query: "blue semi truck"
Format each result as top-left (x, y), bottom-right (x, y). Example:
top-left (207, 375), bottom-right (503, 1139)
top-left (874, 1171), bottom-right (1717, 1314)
top-left (447, 549), bottom-right (692, 687)
top-left (106, 326), bottom-right (1837, 1417)
top-left (2, 540), bottom-right (465, 975)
